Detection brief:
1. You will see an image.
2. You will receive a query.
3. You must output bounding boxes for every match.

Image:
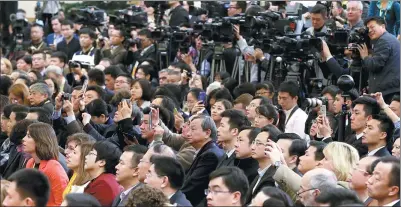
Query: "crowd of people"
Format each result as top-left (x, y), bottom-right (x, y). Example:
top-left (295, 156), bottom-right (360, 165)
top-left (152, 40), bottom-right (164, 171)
top-left (0, 1), bottom-right (400, 207)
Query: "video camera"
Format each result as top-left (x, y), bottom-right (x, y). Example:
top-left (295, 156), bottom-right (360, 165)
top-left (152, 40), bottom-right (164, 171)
top-left (305, 96), bottom-right (328, 108)
top-left (70, 6), bottom-right (106, 27)
top-left (110, 5), bottom-right (148, 29)
top-left (348, 27), bottom-right (370, 69)
top-left (68, 60), bottom-right (92, 70)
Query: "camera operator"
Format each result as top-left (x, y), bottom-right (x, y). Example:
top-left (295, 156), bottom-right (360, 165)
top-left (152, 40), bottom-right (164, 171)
top-left (23, 23), bottom-right (48, 53)
top-left (227, 1), bottom-right (247, 17)
top-left (99, 26), bottom-right (127, 65)
top-left (127, 29), bottom-right (157, 79)
top-left (72, 27), bottom-right (101, 67)
top-left (319, 40), bottom-right (349, 80)
top-left (330, 1), bottom-right (347, 29)
top-left (306, 4), bottom-right (329, 35)
top-left (168, 1), bottom-right (189, 27)
top-left (358, 16), bottom-right (400, 103)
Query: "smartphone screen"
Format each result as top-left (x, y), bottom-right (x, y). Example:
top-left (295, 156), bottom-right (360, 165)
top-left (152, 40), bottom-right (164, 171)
top-left (320, 105), bottom-right (327, 118)
top-left (198, 92), bottom-right (206, 104)
top-left (149, 110), bottom-right (153, 130)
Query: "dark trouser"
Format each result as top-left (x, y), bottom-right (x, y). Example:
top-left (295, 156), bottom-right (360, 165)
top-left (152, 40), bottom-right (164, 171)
top-left (42, 13), bottom-right (56, 34)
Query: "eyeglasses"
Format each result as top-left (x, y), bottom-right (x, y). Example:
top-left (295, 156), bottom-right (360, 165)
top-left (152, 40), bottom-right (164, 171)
top-left (88, 152), bottom-right (97, 157)
top-left (139, 159), bottom-right (151, 164)
top-left (251, 140), bottom-right (267, 146)
top-left (204, 189), bottom-right (231, 196)
top-left (296, 188), bottom-right (317, 198)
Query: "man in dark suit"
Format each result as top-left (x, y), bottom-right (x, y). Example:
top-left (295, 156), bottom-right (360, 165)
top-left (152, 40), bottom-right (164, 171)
top-left (57, 20), bottom-right (81, 61)
top-left (206, 167), bottom-right (249, 207)
top-left (363, 114), bottom-right (393, 157)
top-left (112, 145), bottom-right (147, 207)
top-left (87, 69), bottom-right (114, 103)
top-left (366, 156), bottom-right (400, 206)
top-left (245, 128), bottom-right (278, 205)
top-left (216, 110), bottom-right (251, 168)
top-left (126, 29), bottom-right (157, 77)
top-left (181, 115), bottom-right (225, 206)
top-left (100, 27), bottom-right (127, 66)
top-left (144, 156), bottom-right (192, 206)
top-left (276, 133), bottom-right (307, 175)
top-left (346, 96), bottom-right (381, 157)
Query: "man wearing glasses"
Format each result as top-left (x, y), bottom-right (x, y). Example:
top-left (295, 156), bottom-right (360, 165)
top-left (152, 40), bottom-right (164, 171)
top-left (345, 1), bottom-right (364, 31)
top-left (128, 29), bottom-right (157, 78)
top-left (297, 168), bottom-right (337, 206)
top-left (227, 1), bottom-right (247, 17)
top-left (206, 167), bottom-right (249, 207)
top-left (348, 156), bottom-right (378, 205)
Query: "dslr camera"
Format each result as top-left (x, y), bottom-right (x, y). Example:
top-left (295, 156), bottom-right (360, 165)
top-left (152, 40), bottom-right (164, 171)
top-left (305, 96), bottom-right (328, 108)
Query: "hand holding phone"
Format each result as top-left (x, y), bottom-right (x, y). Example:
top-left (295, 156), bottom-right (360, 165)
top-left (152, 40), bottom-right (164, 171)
top-left (198, 92), bottom-right (206, 104)
top-left (319, 105), bottom-right (327, 118)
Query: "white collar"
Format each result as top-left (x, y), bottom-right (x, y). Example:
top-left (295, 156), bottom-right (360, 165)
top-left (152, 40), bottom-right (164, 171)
top-left (257, 165), bottom-right (271, 178)
top-left (356, 133), bottom-right (364, 140)
top-left (226, 148), bottom-right (235, 158)
top-left (168, 191), bottom-right (178, 199)
top-left (368, 146), bottom-right (386, 156)
top-left (284, 105), bottom-right (297, 114)
top-left (383, 199), bottom-right (400, 206)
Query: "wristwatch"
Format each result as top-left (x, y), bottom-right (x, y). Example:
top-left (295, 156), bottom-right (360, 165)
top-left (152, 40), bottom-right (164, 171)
top-left (274, 161), bottom-right (282, 168)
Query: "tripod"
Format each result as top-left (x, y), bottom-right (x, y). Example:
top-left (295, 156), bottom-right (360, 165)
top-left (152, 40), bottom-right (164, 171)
top-left (209, 44), bottom-right (226, 83)
top-left (156, 40), bottom-right (170, 70)
top-left (337, 93), bottom-right (351, 142)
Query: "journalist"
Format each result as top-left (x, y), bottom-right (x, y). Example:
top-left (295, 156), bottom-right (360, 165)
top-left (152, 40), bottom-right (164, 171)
top-left (127, 29), bottom-right (157, 78)
top-left (345, 1), bottom-right (364, 31)
top-left (168, 1), bottom-right (189, 27)
top-left (306, 4), bottom-right (329, 35)
top-left (99, 26), bottom-right (127, 66)
top-left (358, 16), bottom-right (400, 103)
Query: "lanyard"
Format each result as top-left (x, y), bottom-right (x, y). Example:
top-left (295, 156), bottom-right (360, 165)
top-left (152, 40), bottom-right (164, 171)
top-left (285, 106), bottom-right (299, 126)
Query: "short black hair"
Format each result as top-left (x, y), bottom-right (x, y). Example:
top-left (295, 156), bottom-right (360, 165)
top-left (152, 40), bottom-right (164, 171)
top-left (220, 109), bottom-right (251, 130)
top-left (233, 83), bottom-right (256, 99)
top-left (0, 75), bottom-right (13, 95)
top-left (61, 20), bottom-right (74, 29)
top-left (86, 99), bottom-right (111, 117)
top-left (93, 141), bottom-right (122, 174)
top-left (86, 85), bottom-right (106, 101)
top-left (253, 96), bottom-right (272, 106)
top-left (104, 66), bottom-right (124, 79)
top-left (262, 198), bottom-right (286, 207)
top-left (278, 81), bottom-right (299, 98)
top-left (28, 107), bottom-right (52, 125)
top-left (10, 119), bottom-right (39, 145)
top-left (364, 16), bottom-right (386, 27)
top-left (310, 3), bottom-right (328, 18)
top-left (32, 50), bottom-right (46, 60)
top-left (321, 85), bottom-right (340, 99)
top-left (309, 140), bottom-right (327, 161)
top-left (64, 193), bottom-right (101, 207)
top-left (123, 144), bottom-right (148, 168)
top-left (377, 156), bottom-right (400, 192)
top-left (260, 125), bottom-right (282, 142)
top-left (79, 27), bottom-right (97, 40)
top-left (392, 95), bottom-right (400, 103)
top-left (150, 156), bottom-right (184, 189)
top-left (209, 167), bottom-right (249, 205)
top-left (371, 113), bottom-right (395, 145)
top-left (153, 95), bottom-right (177, 112)
top-left (352, 96), bottom-right (381, 116)
top-left (11, 105), bottom-right (29, 121)
top-left (235, 1), bottom-right (248, 12)
top-left (255, 82), bottom-right (275, 93)
top-left (289, 139), bottom-right (307, 165)
top-left (239, 126), bottom-right (261, 145)
top-left (16, 55), bottom-right (32, 65)
top-left (88, 69), bottom-right (105, 86)
top-left (50, 51), bottom-right (68, 64)
top-left (336, 88), bottom-right (359, 101)
top-left (188, 88), bottom-right (203, 101)
top-left (211, 88), bottom-right (234, 103)
top-left (117, 73), bottom-right (133, 86)
top-left (8, 169), bottom-right (50, 207)
top-left (256, 104), bottom-right (278, 125)
top-left (277, 133), bottom-right (302, 141)
top-left (138, 28), bottom-right (152, 39)
top-left (137, 64), bottom-right (154, 80)
top-left (260, 186), bottom-right (293, 207)
top-left (316, 187), bottom-right (363, 206)
top-left (132, 79), bottom-right (152, 101)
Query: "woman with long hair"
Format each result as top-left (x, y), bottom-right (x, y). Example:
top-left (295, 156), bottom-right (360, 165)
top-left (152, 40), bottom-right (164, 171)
top-left (23, 122), bottom-right (69, 206)
top-left (63, 133), bottom-right (95, 198)
top-left (130, 79), bottom-right (152, 109)
top-left (8, 83), bottom-right (30, 106)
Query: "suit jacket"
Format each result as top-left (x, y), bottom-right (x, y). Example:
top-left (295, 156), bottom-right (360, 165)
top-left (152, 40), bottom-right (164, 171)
top-left (323, 137), bottom-right (334, 143)
top-left (392, 200), bottom-right (400, 207)
top-left (345, 134), bottom-right (368, 158)
top-left (126, 44), bottom-right (158, 75)
top-left (318, 57), bottom-right (349, 80)
top-left (245, 166), bottom-right (277, 205)
top-left (101, 45), bottom-right (127, 65)
top-left (84, 173), bottom-right (123, 207)
top-left (111, 183), bottom-right (142, 207)
top-left (62, 81), bottom-right (72, 94)
top-left (372, 147), bottom-right (392, 157)
top-left (170, 190), bottom-right (192, 207)
top-left (217, 153), bottom-right (236, 168)
top-left (181, 140), bottom-right (224, 206)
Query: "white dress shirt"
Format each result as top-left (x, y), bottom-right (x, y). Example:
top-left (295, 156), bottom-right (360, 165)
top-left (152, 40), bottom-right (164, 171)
top-left (284, 105), bottom-right (308, 140)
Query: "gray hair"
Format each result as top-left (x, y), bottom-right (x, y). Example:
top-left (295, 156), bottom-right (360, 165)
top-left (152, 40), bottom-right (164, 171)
top-left (30, 82), bottom-right (51, 98)
top-left (347, 1), bottom-right (363, 11)
top-left (192, 115), bottom-right (218, 140)
top-left (151, 144), bottom-right (176, 159)
top-left (309, 169), bottom-right (338, 192)
top-left (159, 69), bottom-right (171, 74)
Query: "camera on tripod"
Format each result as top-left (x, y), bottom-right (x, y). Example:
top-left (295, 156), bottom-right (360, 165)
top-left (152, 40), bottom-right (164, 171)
top-left (110, 6), bottom-right (148, 29)
top-left (70, 6), bottom-right (106, 27)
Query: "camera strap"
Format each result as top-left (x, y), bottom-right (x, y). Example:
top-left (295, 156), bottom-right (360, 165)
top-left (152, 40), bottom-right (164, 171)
top-left (285, 106), bottom-right (299, 126)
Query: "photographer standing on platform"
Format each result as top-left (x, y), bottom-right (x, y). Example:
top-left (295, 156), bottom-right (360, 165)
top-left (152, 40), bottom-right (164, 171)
top-left (358, 16), bottom-right (400, 103)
